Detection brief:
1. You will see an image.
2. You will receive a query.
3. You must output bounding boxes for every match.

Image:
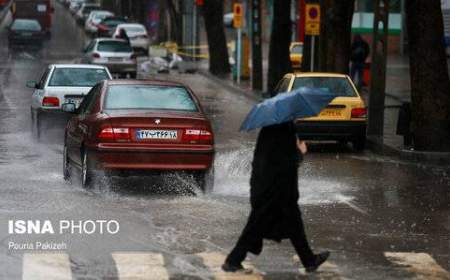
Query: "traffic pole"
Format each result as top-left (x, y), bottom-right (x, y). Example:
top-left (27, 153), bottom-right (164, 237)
top-left (237, 27), bottom-right (242, 84)
top-left (310, 36), bottom-right (315, 71)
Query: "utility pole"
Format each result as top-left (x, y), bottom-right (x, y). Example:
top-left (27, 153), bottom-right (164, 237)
top-left (251, 0), bottom-right (263, 90)
top-left (367, 0), bottom-right (389, 141)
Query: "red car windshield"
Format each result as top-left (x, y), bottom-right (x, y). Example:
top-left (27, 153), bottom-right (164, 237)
top-left (104, 85), bottom-right (198, 112)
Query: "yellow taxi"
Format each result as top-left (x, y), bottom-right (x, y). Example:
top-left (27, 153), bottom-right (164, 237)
top-left (289, 42), bottom-right (303, 70)
top-left (275, 72), bottom-right (367, 150)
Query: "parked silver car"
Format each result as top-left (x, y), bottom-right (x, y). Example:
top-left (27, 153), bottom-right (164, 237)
top-left (27, 64), bottom-right (112, 139)
top-left (81, 38), bottom-right (137, 78)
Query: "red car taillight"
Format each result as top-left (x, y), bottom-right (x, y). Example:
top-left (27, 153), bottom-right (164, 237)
top-left (182, 129), bottom-right (213, 143)
top-left (42, 97), bottom-right (59, 107)
top-left (92, 53), bottom-right (101, 58)
top-left (98, 127), bottom-right (130, 142)
top-left (351, 107), bottom-right (367, 118)
top-left (130, 53), bottom-right (137, 59)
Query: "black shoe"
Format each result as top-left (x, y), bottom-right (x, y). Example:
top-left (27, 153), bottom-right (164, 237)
top-left (305, 251), bottom-right (330, 273)
top-left (222, 262), bottom-right (244, 272)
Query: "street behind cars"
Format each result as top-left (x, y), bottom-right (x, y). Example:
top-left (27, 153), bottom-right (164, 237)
top-left (8, 18), bottom-right (45, 47)
top-left (28, 64), bottom-right (112, 139)
top-left (276, 73), bottom-right (367, 150)
top-left (62, 80), bottom-right (215, 190)
top-left (81, 38), bottom-right (137, 78)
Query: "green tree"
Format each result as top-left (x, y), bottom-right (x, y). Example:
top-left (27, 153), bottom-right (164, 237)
top-left (406, 0), bottom-right (450, 151)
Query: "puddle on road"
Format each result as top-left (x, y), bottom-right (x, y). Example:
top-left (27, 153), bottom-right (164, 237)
top-left (212, 147), bottom-right (355, 206)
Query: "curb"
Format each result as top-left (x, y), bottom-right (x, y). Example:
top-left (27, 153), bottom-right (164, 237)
top-left (367, 137), bottom-right (450, 165)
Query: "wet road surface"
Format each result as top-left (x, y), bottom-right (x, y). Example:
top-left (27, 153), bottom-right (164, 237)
top-left (0, 3), bottom-right (449, 280)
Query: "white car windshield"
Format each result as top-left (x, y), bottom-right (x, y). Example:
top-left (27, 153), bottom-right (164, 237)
top-left (105, 85), bottom-right (198, 112)
top-left (48, 68), bottom-right (110, 87)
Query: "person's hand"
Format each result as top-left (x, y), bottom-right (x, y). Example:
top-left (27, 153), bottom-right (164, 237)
top-left (297, 139), bottom-right (307, 155)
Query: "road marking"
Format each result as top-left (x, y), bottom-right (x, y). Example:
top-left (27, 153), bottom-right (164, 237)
top-left (197, 252), bottom-right (263, 280)
top-left (112, 252), bottom-right (169, 280)
top-left (293, 255), bottom-right (345, 278)
top-left (22, 253), bottom-right (72, 280)
top-left (385, 252), bottom-right (450, 280)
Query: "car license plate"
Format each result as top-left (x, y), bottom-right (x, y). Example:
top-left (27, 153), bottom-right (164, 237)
top-left (136, 130), bottom-right (177, 140)
top-left (320, 109), bottom-right (342, 117)
top-left (108, 57), bottom-right (123, 62)
top-left (65, 98), bottom-right (82, 108)
top-left (22, 32), bottom-right (32, 36)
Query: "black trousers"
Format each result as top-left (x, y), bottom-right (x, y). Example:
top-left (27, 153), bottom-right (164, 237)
top-left (225, 208), bottom-right (315, 267)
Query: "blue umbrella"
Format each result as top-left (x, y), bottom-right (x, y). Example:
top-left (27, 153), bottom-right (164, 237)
top-left (240, 87), bottom-right (338, 131)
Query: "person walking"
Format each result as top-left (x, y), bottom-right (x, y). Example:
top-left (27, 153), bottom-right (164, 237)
top-left (222, 122), bottom-right (330, 273)
top-left (350, 34), bottom-right (370, 89)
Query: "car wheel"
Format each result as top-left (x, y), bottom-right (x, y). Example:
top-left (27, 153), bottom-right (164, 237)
top-left (195, 166), bottom-right (214, 193)
top-left (31, 109), bottom-right (41, 140)
top-left (129, 72), bottom-right (137, 79)
top-left (81, 149), bottom-right (95, 188)
top-left (63, 143), bottom-right (71, 181)
top-left (353, 136), bottom-right (366, 152)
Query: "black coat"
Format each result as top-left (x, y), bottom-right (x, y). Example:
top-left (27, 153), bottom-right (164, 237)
top-left (240, 122), bottom-right (303, 255)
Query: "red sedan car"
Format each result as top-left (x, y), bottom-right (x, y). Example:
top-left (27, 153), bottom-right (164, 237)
top-left (62, 80), bottom-right (214, 190)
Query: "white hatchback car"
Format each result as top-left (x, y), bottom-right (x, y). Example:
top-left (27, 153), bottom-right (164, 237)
top-left (27, 64), bottom-right (112, 139)
top-left (81, 38), bottom-right (137, 78)
top-left (112, 23), bottom-right (150, 52)
top-left (85, 10), bottom-right (114, 33)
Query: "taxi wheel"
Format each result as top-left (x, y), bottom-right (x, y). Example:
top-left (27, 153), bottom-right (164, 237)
top-left (63, 144), bottom-right (71, 181)
top-left (81, 150), bottom-right (95, 189)
top-left (353, 137), bottom-right (366, 152)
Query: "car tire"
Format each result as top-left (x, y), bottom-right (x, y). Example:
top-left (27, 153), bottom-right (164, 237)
top-left (81, 149), bottom-right (96, 188)
top-left (63, 143), bottom-right (71, 181)
top-left (31, 108), bottom-right (41, 140)
top-left (195, 167), bottom-right (214, 193)
top-left (353, 136), bottom-right (366, 152)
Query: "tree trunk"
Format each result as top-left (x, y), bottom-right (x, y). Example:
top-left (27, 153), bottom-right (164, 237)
top-left (267, 0), bottom-right (292, 95)
top-left (318, 0), bottom-right (354, 73)
top-left (406, 1), bottom-right (450, 151)
top-left (202, 0), bottom-right (231, 75)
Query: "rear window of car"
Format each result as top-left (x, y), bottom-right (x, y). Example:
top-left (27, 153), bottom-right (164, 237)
top-left (11, 20), bottom-right (41, 31)
top-left (97, 41), bottom-right (132, 52)
top-left (94, 13), bottom-right (111, 20)
top-left (104, 85), bottom-right (198, 112)
top-left (291, 44), bottom-right (303, 54)
top-left (292, 77), bottom-right (357, 97)
top-left (48, 68), bottom-right (110, 87)
top-left (123, 26), bottom-right (146, 33)
top-left (103, 19), bottom-right (126, 27)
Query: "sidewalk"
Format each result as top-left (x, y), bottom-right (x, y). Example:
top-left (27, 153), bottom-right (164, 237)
top-left (197, 55), bottom-right (450, 165)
